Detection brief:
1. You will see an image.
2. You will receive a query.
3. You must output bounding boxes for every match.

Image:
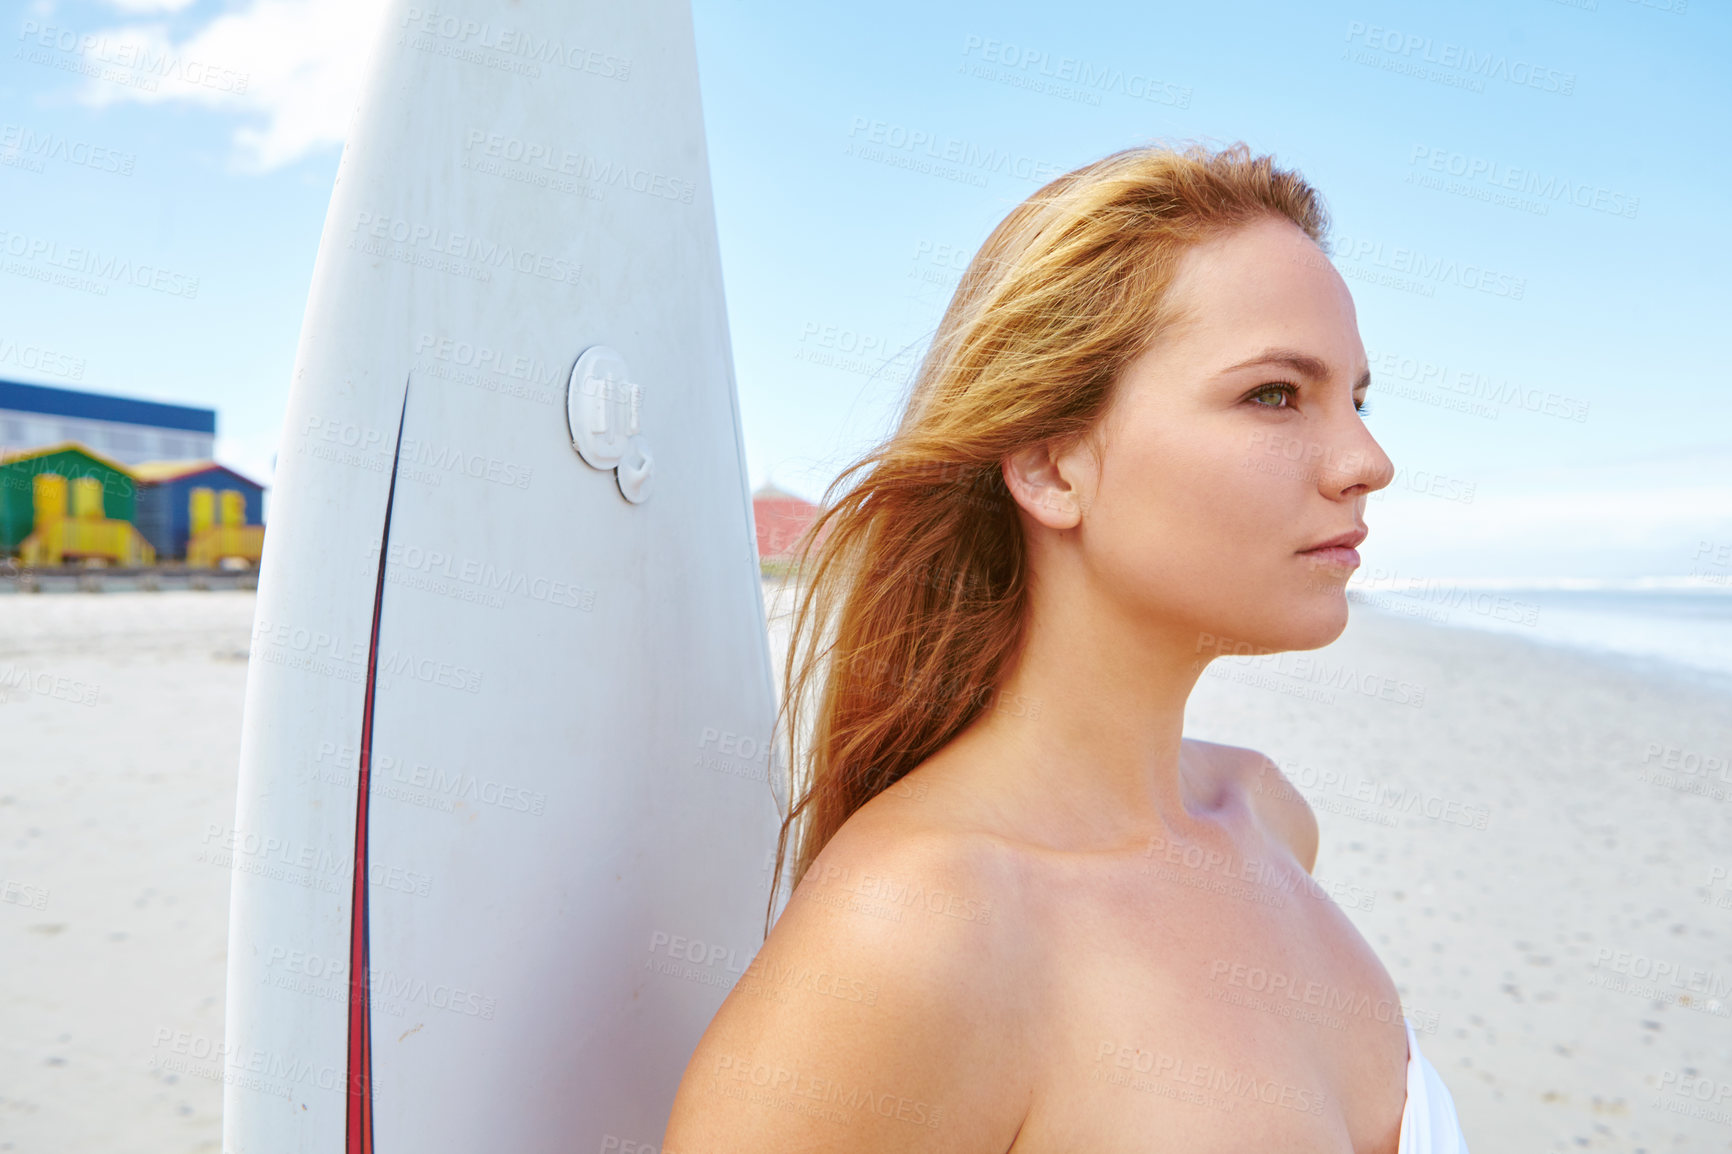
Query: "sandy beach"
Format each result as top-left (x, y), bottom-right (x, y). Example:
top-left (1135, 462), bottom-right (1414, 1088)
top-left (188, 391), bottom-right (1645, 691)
top-left (3, 586), bottom-right (1730, 1152)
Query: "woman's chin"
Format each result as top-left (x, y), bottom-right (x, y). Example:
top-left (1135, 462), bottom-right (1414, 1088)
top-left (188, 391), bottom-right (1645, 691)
top-left (1284, 592), bottom-right (1353, 650)
top-left (1201, 594), bottom-right (1350, 658)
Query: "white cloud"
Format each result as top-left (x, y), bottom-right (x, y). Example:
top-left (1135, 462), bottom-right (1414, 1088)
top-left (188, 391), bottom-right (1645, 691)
top-left (77, 0), bottom-right (393, 171)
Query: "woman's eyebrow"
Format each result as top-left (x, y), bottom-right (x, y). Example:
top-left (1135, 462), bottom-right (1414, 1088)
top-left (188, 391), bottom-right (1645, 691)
top-left (1220, 347), bottom-right (1372, 391)
top-left (1219, 347), bottom-right (1331, 379)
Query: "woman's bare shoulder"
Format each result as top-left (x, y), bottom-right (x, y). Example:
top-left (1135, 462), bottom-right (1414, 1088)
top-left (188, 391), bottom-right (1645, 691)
top-left (663, 808), bottom-right (1032, 1152)
top-left (1182, 737), bottom-right (1319, 874)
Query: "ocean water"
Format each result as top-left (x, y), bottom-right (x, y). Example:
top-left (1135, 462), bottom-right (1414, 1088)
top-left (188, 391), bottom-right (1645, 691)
top-left (1347, 579), bottom-right (1732, 689)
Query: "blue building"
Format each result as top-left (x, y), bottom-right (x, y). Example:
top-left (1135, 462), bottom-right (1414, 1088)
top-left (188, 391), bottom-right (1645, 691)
top-left (133, 461), bottom-right (265, 561)
top-left (0, 378), bottom-right (216, 465)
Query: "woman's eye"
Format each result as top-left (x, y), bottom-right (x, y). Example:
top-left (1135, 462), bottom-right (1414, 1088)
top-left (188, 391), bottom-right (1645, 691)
top-left (1250, 383), bottom-right (1296, 408)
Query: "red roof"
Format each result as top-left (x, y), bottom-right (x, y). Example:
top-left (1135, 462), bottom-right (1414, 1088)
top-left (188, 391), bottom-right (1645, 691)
top-left (753, 483), bottom-right (820, 562)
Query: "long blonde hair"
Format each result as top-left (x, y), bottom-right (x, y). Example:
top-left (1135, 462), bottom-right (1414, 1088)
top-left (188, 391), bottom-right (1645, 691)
top-left (766, 142), bottom-right (1330, 933)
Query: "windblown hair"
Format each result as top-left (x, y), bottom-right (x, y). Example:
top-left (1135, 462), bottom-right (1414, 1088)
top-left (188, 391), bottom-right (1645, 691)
top-left (765, 141), bottom-right (1329, 934)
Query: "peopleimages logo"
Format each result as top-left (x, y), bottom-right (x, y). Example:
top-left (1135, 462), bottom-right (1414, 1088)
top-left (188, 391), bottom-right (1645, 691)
top-left (957, 35), bottom-right (1193, 109)
top-left (1330, 235), bottom-right (1525, 300)
top-left (1589, 947), bottom-right (1732, 1011)
top-left (1364, 347), bottom-right (1590, 424)
top-left (0, 661), bottom-right (101, 707)
top-left (0, 227), bottom-right (199, 299)
top-left (347, 211), bottom-right (583, 286)
top-left (0, 123), bottom-right (135, 176)
top-left (1195, 633), bottom-right (1428, 709)
top-left (367, 539), bottom-right (597, 613)
top-left (0, 878), bottom-right (49, 910)
top-left (0, 334), bottom-right (85, 380)
top-left (1407, 146), bottom-right (1639, 219)
top-left (397, 437), bottom-right (534, 490)
top-left (1342, 21), bottom-right (1576, 95)
top-left (148, 1027), bottom-right (378, 1104)
top-left (462, 129), bottom-right (695, 205)
top-left (845, 116), bottom-right (1064, 186)
top-left (398, 8), bottom-right (633, 80)
top-left (16, 21), bottom-right (251, 94)
top-left (1091, 1039), bottom-right (1327, 1116)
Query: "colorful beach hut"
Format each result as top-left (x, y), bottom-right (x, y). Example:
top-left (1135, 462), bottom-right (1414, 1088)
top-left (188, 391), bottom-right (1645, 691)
top-left (133, 460), bottom-right (266, 566)
top-left (0, 442), bottom-right (154, 565)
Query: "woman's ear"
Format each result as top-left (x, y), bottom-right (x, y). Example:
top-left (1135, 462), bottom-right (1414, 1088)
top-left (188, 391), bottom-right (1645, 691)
top-left (1002, 439), bottom-right (1092, 530)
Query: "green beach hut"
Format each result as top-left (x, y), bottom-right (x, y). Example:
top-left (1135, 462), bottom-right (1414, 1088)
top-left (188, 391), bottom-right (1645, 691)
top-left (0, 442), bottom-right (138, 554)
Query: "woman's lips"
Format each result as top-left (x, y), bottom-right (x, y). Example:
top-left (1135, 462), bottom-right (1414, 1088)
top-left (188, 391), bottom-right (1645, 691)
top-left (1301, 545), bottom-right (1361, 568)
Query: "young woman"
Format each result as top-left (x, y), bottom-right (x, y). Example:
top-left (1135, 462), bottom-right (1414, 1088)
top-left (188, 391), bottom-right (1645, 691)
top-left (665, 143), bottom-right (1470, 1153)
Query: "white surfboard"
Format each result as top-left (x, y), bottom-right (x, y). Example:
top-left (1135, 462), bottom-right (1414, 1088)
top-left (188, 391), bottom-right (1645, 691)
top-left (224, 2), bottom-right (782, 1150)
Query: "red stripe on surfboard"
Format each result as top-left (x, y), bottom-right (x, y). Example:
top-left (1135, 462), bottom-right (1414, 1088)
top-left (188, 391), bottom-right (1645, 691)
top-left (349, 386), bottom-right (408, 1154)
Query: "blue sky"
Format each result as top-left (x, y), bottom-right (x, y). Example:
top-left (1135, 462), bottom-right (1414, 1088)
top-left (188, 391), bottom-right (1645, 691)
top-left (1, 0), bottom-right (1727, 579)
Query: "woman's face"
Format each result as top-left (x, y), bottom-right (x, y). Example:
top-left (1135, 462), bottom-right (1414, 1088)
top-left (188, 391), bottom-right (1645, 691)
top-left (1058, 215), bottom-right (1394, 656)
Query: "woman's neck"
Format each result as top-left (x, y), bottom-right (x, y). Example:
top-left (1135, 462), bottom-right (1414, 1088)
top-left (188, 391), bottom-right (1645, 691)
top-left (922, 565), bottom-right (1219, 852)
